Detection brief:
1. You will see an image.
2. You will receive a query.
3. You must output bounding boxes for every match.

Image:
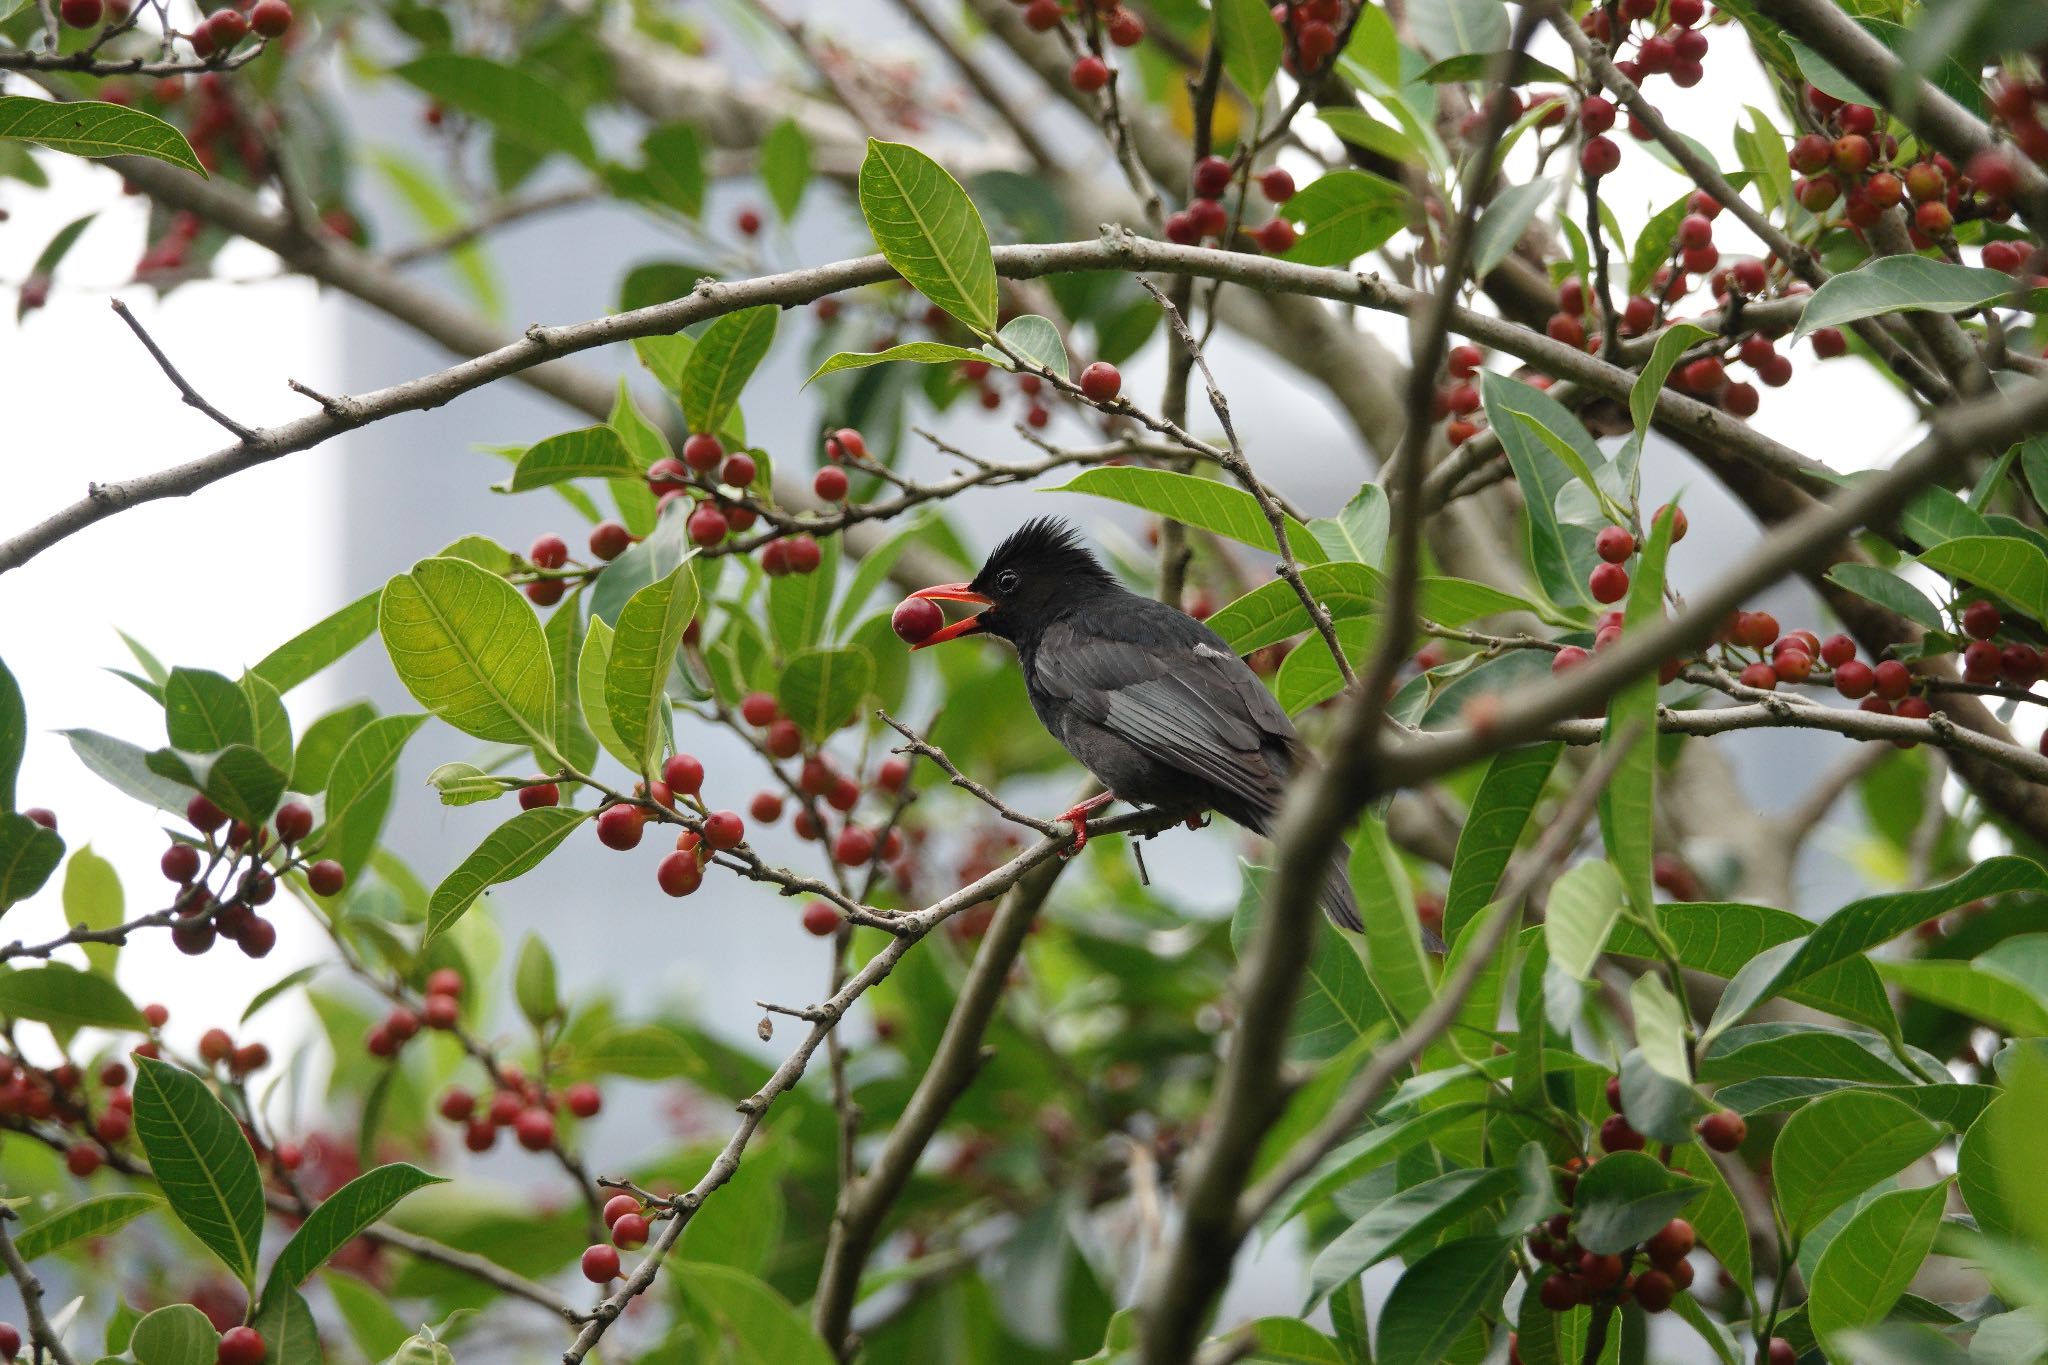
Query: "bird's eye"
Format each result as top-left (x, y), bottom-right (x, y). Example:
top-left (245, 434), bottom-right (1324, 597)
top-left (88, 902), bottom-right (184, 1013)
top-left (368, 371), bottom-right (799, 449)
top-left (996, 569), bottom-right (1020, 594)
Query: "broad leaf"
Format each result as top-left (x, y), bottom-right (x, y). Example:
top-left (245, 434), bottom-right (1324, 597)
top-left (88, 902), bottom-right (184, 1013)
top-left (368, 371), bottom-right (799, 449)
top-left (1807, 1180), bottom-right (1949, 1344)
top-left (605, 564), bottom-right (699, 775)
top-left (164, 668), bottom-right (254, 753)
top-left (778, 647), bottom-right (876, 744)
top-left (678, 306), bottom-right (778, 436)
top-left (761, 117), bottom-right (811, 219)
top-left (1572, 1150), bottom-right (1702, 1253)
top-left (1049, 467), bottom-right (1325, 562)
top-left (129, 1303), bottom-right (218, 1365)
top-left (1306, 1168), bottom-right (1515, 1305)
top-left (14, 1192), bottom-right (160, 1261)
top-left (1917, 535), bottom-right (2048, 622)
top-left (61, 729), bottom-right (191, 812)
top-left (807, 341), bottom-right (988, 385)
top-left (993, 314), bottom-right (1068, 380)
top-left (1794, 256), bottom-right (2019, 340)
top-left (265, 1163), bottom-right (446, 1295)
top-left (1773, 1089), bottom-right (1942, 1240)
top-left (61, 845), bottom-right (123, 975)
top-left (1373, 1237), bottom-right (1508, 1365)
top-left (1825, 564), bottom-right (1946, 632)
top-left (1215, 0), bottom-right (1285, 100)
top-left (320, 714), bottom-right (426, 879)
top-left (392, 55), bottom-right (596, 165)
top-left (0, 962), bottom-right (141, 1030)
top-left (425, 805), bottom-right (591, 943)
top-left (858, 140), bottom-right (998, 336)
top-left (495, 426), bottom-right (638, 492)
top-left (579, 617), bottom-right (636, 771)
top-left (0, 811), bottom-right (64, 917)
top-left (133, 1057), bottom-right (266, 1287)
top-left (380, 557), bottom-right (557, 753)
top-left (1601, 504), bottom-right (1676, 918)
top-left (1443, 743), bottom-right (1559, 942)
top-left (0, 96), bottom-right (202, 172)
top-left (1281, 170), bottom-right (1407, 267)
top-left (251, 592), bottom-right (381, 695)
top-left (1544, 858), bottom-right (1625, 980)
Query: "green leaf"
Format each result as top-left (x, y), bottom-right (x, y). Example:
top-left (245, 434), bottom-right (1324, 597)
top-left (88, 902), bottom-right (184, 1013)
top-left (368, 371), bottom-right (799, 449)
top-left (1443, 743), bottom-right (1559, 943)
top-left (858, 140), bottom-right (999, 336)
top-left (761, 117), bottom-right (811, 220)
top-left (1351, 820), bottom-right (1435, 1018)
top-left (578, 617), bottom-right (636, 771)
top-left (1233, 862), bottom-right (1388, 1060)
top-left (62, 844), bottom-right (124, 975)
top-left (1773, 1089), bottom-right (1943, 1240)
top-left (0, 96), bottom-right (203, 173)
top-left (1471, 177), bottom-right (1554, 276)
top-left (674, 1261), bottom-right (837, 1365)
top-left (264, 1163), bottom-right (445, 1296)
top-left (389, 1327), bottom-right (455, 1365)
top-left (1793, 256), bottom-right (2019, 340)
top-left (495, 426), bottom-right (639, 492)
top-left (239, 673), bottom-right (292, 774)
top-left (370, 149), bottom-right (502, 320)
top-left (1281, 170), bottom-right (1407, 267)
top-left (1606, 904), bottom-right (1891, 1033)
top-left (1214, 0), bottom-right (1285, 100)
top-left (1316, 107), bottom-right (1425, 169)
top-left (1310, 485), bottom-right (1389, 566)
top-left (14, 1192), bottom-right (161, 1261)
top-left (993, 314), bottom-right (1068, 381)
top-left (1544, 859), bottom-right (1626, 980)
top-left (1572, 1150), bottom-right (1703, 1254)
top-left (1306, 1168), bottom-right (1515, 1306)
top-left (255, 601), bottom-right (380, 704)
top-left (391, 55), bottom-right (596, 166)
top-left (61, 729), bottom-right (192, 812)
top-left (581, 1023), bottom-right (702, 1080)
top-left (769, 531), bottom-right (842, 656)
top-left (18, 211), bottom-right (94, 320)
top-left (241, 965), bottom-right (323, 1024)
top-left (1482, 373), bottom-right (1602, 610)
top-left (1601, 505), bottom-right (1676, 918)
top-left (380, 557), bottom-right (557, 753)
top-left (1632, 323), bottom-right (1714, 436)
top-left (164, 668), bottom-right (255, 753)
top-left (542, 589), bottom-right (595, 773)
top-left (590, 497), bottom-right (695, 627)
top-left (1414, 51), bottom-right (1573, 84)
top-left (320, 715), bottom-right (426, 880)
top-left (326, 1274), bottom-right (409, 1364)
top-left (778, 647), bottom-right (876, 745)
top-left (806, 341), bottom-right (989, 385)
top-left (1877, 957), bottom-right (2048, 1036)
top-left (642, 122), bottom-right (705, 218)
top-left (0, 962), bottom-right (141, 1030)
top-left (1708, 856), bottom-right (2048, 1037)
top-left (129, 1304), bottom-right (218, 1365)
top-left (1630, 194), bottom-right (1692, 297)
top-left (605, 564), bottom-right (699, 775)
top-left (196, 745), bottom-right (288, 827)
top-left (425, 805), bottom-right (591, 944)
top-left (1825, 563), bottom-right (1946, 633)
top-left (1373, 1237), bottom-right (1508, 1365)
top-left (1808, 1180), bottom-right (1949, 1345)
top-left (514, 933), bottom-right (560, 1029)
top-left (249, 1284), bottom-right (321, 1365)
top-left (1918, 535), bottom-right (2048, 622)
top-left (0, 656), bottom-right (21, 813)
top-left (1630, 973), bottom-right (1692, 1088)
top-left (1409, 0), bottom-right (1508, 59)
top-left (132, 1056), bottom-right (266, 1287)
top-left (1049, 467), bottom-right (1325, 562)
top-left (677, 306), bottom-right (778, 435)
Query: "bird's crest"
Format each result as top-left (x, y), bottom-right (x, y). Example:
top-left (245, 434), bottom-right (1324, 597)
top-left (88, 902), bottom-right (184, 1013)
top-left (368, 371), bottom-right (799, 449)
top-left (976, 516), bottom-right (1116, 589)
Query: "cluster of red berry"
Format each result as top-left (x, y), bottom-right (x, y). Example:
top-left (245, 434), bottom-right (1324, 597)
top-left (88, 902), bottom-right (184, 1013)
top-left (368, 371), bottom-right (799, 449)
top-left (581, 1189), bottom-right (664, 1283)
top-left (434, 1045), bottom-right (602, 1157)
top-left (1164, 154), bottom-right (1301, 256)
top-left (159, 793), bottom-right (341, 959)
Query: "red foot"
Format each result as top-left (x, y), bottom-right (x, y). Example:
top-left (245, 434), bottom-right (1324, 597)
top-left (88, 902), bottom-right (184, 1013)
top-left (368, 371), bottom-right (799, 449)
top-left (1056, 791), bottom-right (1118, 857)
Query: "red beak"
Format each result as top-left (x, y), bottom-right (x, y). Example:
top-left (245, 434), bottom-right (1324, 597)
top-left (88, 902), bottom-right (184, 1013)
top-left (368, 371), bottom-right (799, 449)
top-left (909, 583), bottom-right (993, 648)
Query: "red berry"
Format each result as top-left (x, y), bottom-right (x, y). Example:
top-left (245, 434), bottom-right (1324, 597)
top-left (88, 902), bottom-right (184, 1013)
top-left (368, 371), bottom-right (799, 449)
top-left (66, 1142), bottom-right (102, 1177)
top-left (720, 454), bottom-right (756, 488)
top-left (877, 756), bottom-right (911, 791)
top-left (892, 596), bottom-right (944, 644)
top-left (1079, 361), bottom-right (1123, 403)
top-left (656, 851), bottom-right (702, 897)
top-left (516, 782), bottom-right (561, 812)
top-left (1647, 1218), bottom-right (1695, 1266)
top-left (1916, 201), bottom-right (1954, 234)
top-left (1254, 218), bottom-right (1297, 254)
top-left (206, 7), bottom-right (248, 47)
top-left (218, 1326), bottom-right (266, 1365)
top-left (1580, 135), bottom-right (1620, 178)
top-left (1589, 563), bottom-right (1630, 604)
top-left (814, 466), bottom-right (849, 501)
top-left (1678, 214), bottom-right (1714, 250)
top-left (1070, 55), bottom-right (1109, 91)
top-left (603, 1193), bottom-right (640, 1227)
top-left (834, 825), bottom-right (877, 866)
top-left (1696, 1109), bottom-right (1746, 1152)
top-left (95, 1109), bottom-right (131, 1144)
top-left (802, 901), bottom-right (840, 936)
top-left (1551, 645), bottom-right (1590, 675)
top-left (1962, 598), bottom-right (2003, 640)
top-left (1578, 95), bottom-right (1615, 135)
top-left (529, 534), bottom-right (569, 570)
top-left (1820, 633), bottom-right (1857, 667)
top-left (273, 800), bottom-right (313, 844)
top-left (611, 1212), bottom-right (651, 1249)
top-left (1595, 527), bottom-right (1634, 564)
top-left (1108, 9), bottom-right (1144, 45)
top-left (1621, 295), bottom-right (1655, 336)
top-left (1964, 639), bottom-right (2002, 682)
top-left (750, 791), bottom-right (786, 823)
top-left (764, 719), bottom-right (802, 759)
top-left (1832, 660), bottom-right (1874, 699)
top-left (1599, 1114), bottom-right (1645, 1152)
top-left (60, 0), bottom-right (102, 27)
top-left (1191, 155), bottom-right (1232, 199)
top-left (683, 433), bottom-right (723, 471)
top-left (1722, 381), bottom-right (1760, 418)
top-left (1738, 661), bottom-right (1778, 691)
top-left (786, 537), bottom-right (822, 573)
top-left (703, 810), bottom-right (745, 849)
top-left (514, 1107), bottom-right (557, 1151)
top-left (161, 843), bottom-right (202, 883)
top-left (307, 860), bottom-right (346, 896)
top-left (596, 804), bottom-right (646, 851)
top-left (564, 1082), bottom-right (601, 1118)
top-left (687, 505), bottom-right (729, 546)
top-left (250, 0), bottom-right (291, 37)
top-left (582, 1244), bottom-right (621, 1283)
top-left (1767, 1341), bottom-right (1796, 1365)
top-left (186, 793), bottom-right (227, 832)
top-left (1258, 167), bottom-right (1295, 202)
top-left (143, 1002), bottom-right (169, 1028)
top-left (1969, 148), bottom-right (2022, 200)
top-left (1547, 313), bottom-right (1586, 348)
top-left (1731, 259), bottom-right (1768, 295)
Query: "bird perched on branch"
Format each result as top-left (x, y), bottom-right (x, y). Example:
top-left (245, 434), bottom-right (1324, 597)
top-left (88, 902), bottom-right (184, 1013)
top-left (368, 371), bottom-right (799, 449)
top-left (902, 516), bottom-right (1428, 946)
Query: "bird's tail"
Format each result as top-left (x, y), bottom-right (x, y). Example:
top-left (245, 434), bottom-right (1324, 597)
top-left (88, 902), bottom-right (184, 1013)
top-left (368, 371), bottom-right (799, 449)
top-left (1325, 838), bottom-right (1446, 952)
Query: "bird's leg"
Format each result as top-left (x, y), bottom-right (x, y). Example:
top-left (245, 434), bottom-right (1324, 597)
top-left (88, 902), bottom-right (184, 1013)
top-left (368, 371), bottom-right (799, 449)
top-left (1054, 790), bottom-right (1119, 858)
top-left (1183, 812), bottom-right (1211, 830)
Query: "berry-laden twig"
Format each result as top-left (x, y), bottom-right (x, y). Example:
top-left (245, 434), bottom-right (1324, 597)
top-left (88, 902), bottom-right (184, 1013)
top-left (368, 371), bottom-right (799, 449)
top-left (878, 711), bottom-right (1063, 839)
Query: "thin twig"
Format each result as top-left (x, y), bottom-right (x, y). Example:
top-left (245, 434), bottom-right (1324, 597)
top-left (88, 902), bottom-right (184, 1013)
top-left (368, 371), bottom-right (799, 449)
top-left (0, 1210), bottom-right (81, 1365)
top-left (110, 298), bottom-right (259, 442)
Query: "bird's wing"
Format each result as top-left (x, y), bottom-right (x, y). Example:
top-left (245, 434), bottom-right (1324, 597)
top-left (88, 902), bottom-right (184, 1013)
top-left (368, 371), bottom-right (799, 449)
top-left (1033, 612), bottom-right (1294, 807)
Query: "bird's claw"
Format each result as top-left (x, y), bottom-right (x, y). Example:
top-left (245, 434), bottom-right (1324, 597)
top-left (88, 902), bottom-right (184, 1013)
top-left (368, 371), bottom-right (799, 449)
top-left (1183, 812), bottom-right (1210, 830)
top-left (1055, 792), bottom-right (1117, 858)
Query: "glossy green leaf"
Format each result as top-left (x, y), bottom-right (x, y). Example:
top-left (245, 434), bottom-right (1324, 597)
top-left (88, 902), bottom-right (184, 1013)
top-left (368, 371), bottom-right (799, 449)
top-left (1215, 0), bottom-right (1285, 100)
top-left (1050, 467), bottom-right (1324, 562)
top-left (1631, 323), bottom-right (1714, 436)
top-left (61, 844), bottom-right (123, 975)
top-left (1877, 957), bottom-right (2048, 1036)
top-left (1601, 504), bottom-right (1675, 918)
top-left (1373, 1237), bottom-right (1508, 1365)
top-left (195, 744), bottom-right (288, 827)
top-left (265, 1162), bottom-right (445, 1295)
top-left (605, 564), bottom-right (699, 774)
top-left (1544, 858), bottom-right (1625, 980)
top-left (247, 592), bottom-right (379, 696)
top-left (581, 1023), bottom-right (703, 1080)
top-left (1207, 561), bottom-right (1530, 655)
top-left (769, 531), bottom-right (841, 655)
top-left (425, 805), bottom-right (590, 943)
top-left (1793, 256), bottom-right (2019, 340)
top-left (1917, 535), bottom-right (2048, 621)
top-left (1607, 903), bottom-right (1891, 1033)
top-left (129, 1303), bottom-right (218, 1365)
top-left (678, 306), bottom-right (778, 435)
top-left (0, 961), bottom-right (141, 1029)
top-left (14, 1192), bottom-right (160, 1261)
top-left (1349, 819), bottom-right (1434, 1019)
top-left (320, 714), bottom-right (426, 879)
top-left (0, 656), bottom-right (20, 814)
top-left (1443, 743), bottom-right (1559, 943)
top-left (164, 668), bottom-right (255, 753)
top-left (1572, 1150), bottom-right (1703, 1254)
top-left (0, 96), bottom-right (203, 172)
top-left (807, 341), bottom-right (989, 385)
top-left (590, 497), bottom-right (694, 627)
top-left (778, 647), bottom-right (876, 745)
top-left (1483, 373), bottom-right (1602, 610)
top-left (1825, 563), bottom-right (1946, 633)
top-left (133, 1057), bottom-right (266, 1286)
top-left (495, 426), bottom-right (638, 492)
top-left (239, 673), bottom-right (291, 774)
top-left (542, 588), bottom-right (595, 773)
top-left (642, 121), bottom-right (705, 217)
top-left (578, 617), bottom-right (635, 771)
top-left (993, 313), bottom-right (1068, 381)
top-left (514, 932), bottom-right (560, 1029)
top-left (1281, 170), bottom-right (1407, 267)
top-left (1233, 862), bottom-right (1388, 1060)
top-left (250, 1284), bottom-right (321, 1365)
top-left (675, 1261), bottom-right (837, 1365)
top-left (60, 729), bottom-right (191, 812)
top-left (858, 140), bottom-right (998, 336)
top-left (1471, 177), bottom-right (1554, 276)
top-left (1306, 1168), bottom-right (1515, 1305)
top-left (761, 116), bottom-right (811, 219)
top-left (380, 557), bottom-right (557, 753)
top-left (1808, 1180), bottom-right (1949, 1344)
top-left (392, 55), bottom-right (596, 165)
top-left (1773, 1089), bottom-right (1943, 1240)
top-left (1410, 0), bottom-right (1509, 59)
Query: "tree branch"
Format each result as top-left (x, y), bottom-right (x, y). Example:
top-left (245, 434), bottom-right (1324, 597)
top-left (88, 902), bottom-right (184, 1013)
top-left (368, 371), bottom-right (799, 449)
top-left (0, 1210), bottom-right (80, 1365)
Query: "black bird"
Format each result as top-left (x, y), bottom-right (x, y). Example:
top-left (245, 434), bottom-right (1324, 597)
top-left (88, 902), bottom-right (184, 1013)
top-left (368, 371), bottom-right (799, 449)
top-left (909, 516), bottom-right (1401, 941)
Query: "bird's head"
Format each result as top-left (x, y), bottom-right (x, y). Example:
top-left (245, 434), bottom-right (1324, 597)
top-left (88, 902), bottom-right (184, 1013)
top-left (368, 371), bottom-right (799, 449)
top-left (908, 516), bottom-right (1119, 648)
